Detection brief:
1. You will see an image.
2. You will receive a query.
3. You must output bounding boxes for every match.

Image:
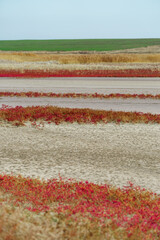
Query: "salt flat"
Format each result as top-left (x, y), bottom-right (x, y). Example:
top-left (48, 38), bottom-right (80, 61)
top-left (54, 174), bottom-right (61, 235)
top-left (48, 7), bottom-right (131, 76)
top-left (0, 123), bottom-right (160, 194)
top-left (0, 77), bottom-right (160, 194)
top-left (1, 97), bottom-right (160, 114)
top-left (1, 78), bottom-right (160, 95)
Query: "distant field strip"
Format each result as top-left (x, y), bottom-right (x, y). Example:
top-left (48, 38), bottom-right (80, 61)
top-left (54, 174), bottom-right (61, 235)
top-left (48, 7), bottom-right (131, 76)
top-left (0, 38), bottom-right (160, 51)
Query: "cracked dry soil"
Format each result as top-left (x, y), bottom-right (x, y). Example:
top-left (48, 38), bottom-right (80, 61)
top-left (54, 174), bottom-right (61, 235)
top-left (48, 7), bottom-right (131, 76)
top-left (0, 122), bottom-right (160, 194)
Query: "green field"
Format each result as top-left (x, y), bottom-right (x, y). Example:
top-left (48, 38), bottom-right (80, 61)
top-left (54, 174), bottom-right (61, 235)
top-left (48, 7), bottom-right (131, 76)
top-left (0, 39), bottom-right (160, 52)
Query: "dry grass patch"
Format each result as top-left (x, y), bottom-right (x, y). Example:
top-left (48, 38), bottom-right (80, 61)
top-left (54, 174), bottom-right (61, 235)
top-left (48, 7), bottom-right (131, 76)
top-left (0, 201), bottom-right (125, 240)
top-left (0, 52), bottom-right (160, 63)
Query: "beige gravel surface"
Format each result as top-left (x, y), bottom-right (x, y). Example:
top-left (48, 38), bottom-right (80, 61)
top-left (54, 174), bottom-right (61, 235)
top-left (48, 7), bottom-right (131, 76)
top-left (1, 78), bottom-right (160, 95)
top-left (1, 97), bottom-right (160, 114)
top-left (0, 123), bottom-right (160, 194)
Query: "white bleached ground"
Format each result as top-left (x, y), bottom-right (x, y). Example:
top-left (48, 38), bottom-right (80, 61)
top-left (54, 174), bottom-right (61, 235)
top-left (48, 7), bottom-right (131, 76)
top-left (0, 122), bottom-right (160, 194)
top-left (1, 97), bottom-right (160, 114)
top-left (1, 78), bottom-right (160, 95)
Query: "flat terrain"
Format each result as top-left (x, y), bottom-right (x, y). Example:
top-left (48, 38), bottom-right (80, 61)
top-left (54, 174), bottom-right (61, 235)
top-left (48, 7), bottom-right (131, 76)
top-left (1, 41), bottom-right (160, 239)
top-left (0, 47), bottom-right (159, 77)
top-left (0, 39), bottom-right (160, 51)
top-left (1, 97), bottom-right (160, 114)
top-left (1, 78), bottom-right (160, 195)
top-left (1, 78), bottom-right (160, 113)
top-left (1, 123), bottom-right (160, 194)
top-left (1, 77), bottom-right (160, 93)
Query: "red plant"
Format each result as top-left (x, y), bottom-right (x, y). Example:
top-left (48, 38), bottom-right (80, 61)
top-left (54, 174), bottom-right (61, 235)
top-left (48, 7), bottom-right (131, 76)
top-left (0, 69), bottom-right (160, 77)
top-left (0, 105), bottom-right (160, 126)
top-left (0, 174), bottom-right (159, 239)
top-left (1, 91), bottom-right (160, 99)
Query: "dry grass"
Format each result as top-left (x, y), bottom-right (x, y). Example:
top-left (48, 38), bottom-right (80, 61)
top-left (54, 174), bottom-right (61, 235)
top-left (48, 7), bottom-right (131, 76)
top-left (0, 52), bottom-right (160, 63)
top-left (1, 61), bottom-right (160, 71)
top-left (58, 54), bottom-right (160, 64)
top-left (0, 191), bottom-right (128, 240)
top-left (1, 51), bottom-right (159, 73)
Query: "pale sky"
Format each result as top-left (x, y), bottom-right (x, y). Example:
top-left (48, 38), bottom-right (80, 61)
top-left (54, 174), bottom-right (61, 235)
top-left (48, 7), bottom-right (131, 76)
top-left (0, 0), bottom-right (160, 40)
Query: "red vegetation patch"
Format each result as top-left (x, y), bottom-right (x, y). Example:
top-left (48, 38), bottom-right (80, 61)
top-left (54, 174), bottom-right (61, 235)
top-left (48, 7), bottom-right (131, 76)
top-left (1, 91), bottom-right (160, 99)
top-left (0, 174), bottom-right (160, 239)
top-left (0, 69), bottom-right (160, 77)
top-left (0, 105), bottom-right (160, 126)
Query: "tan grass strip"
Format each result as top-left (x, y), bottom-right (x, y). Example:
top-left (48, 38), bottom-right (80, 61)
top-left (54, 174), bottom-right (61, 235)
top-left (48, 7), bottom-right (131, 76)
top-left (0, 52), bottom-right (160, 63)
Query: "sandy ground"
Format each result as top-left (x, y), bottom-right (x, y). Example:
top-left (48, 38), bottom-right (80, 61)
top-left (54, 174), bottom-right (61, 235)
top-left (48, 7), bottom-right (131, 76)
top-left (1, 77), bottom-right (160, 87)
top-left (1, 97), bottom-right (160, 114)
top-left (0, 122), bottom-right (160, 194)
top-left (1, 78), bottom-right (160, 95)
top-left (106, 45), bottom-right (160, 54)
top-left (108, 45), bottom-right (160, 54)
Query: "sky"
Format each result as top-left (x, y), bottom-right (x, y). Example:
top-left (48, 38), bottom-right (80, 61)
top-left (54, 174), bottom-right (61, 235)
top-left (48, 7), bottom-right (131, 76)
top-left (0, 0), bottom-right (160, 40)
